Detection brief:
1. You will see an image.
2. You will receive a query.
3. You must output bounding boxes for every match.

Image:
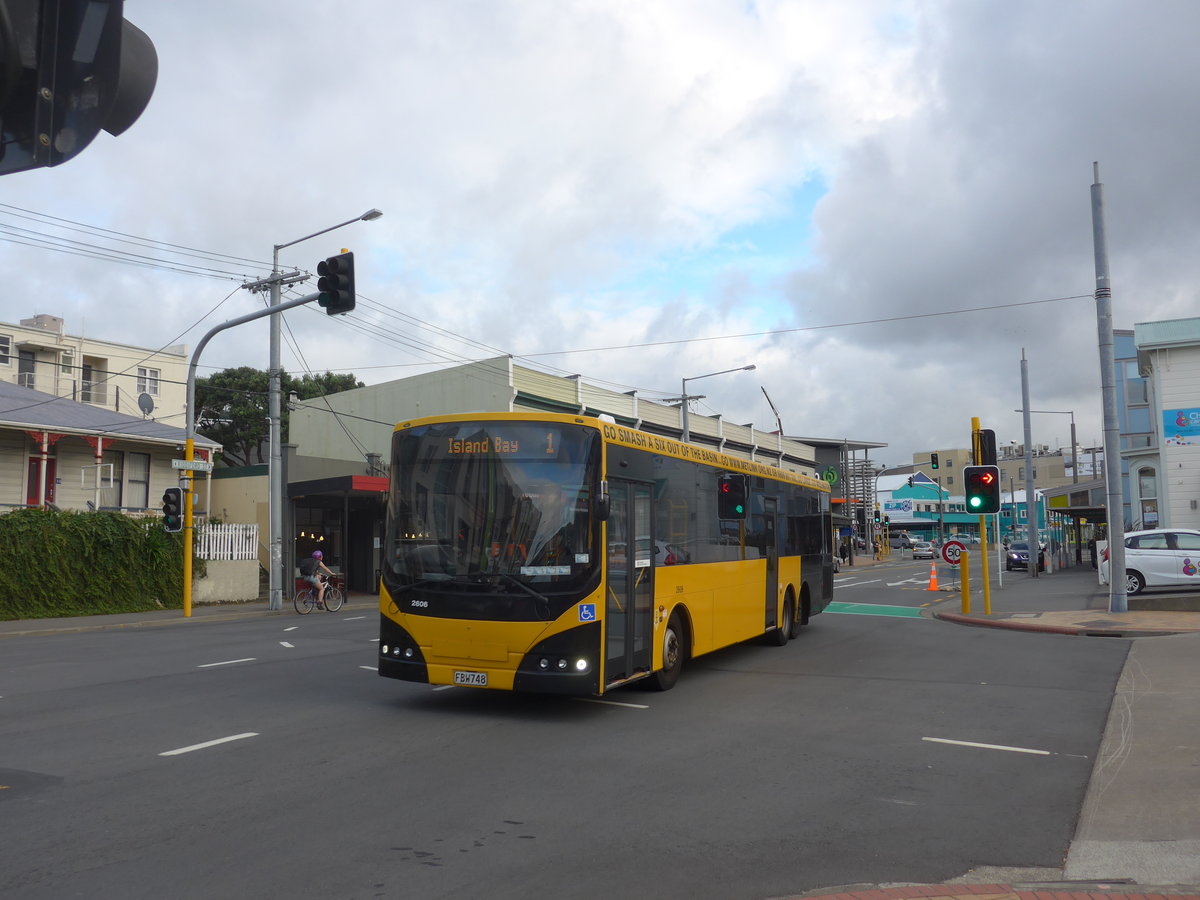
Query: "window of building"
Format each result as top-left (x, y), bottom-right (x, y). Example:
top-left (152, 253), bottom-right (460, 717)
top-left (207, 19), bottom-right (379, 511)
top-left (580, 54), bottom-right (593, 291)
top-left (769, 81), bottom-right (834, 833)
top-left (127, 452), bottom-right (150, 510)
top-left (61, 350), bottom-right (74, 373)
top-left (17, 349), bottom-right (35, 389)
top-left (100, 451), bottom-right (124, 508)
top-left (1125, 361), bottom-right (1148, 406)
top-left (0, 334), bottom-right (10, 365)
top-left (1136, 466), bottom-right (1158, 529)
top-left (137, 367), bottom-right (160, 397)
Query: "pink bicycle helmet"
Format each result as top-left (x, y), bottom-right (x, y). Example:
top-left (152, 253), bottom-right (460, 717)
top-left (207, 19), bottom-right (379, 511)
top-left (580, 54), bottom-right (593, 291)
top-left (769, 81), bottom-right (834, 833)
top-left (312, 550), bottom-right (323, 560)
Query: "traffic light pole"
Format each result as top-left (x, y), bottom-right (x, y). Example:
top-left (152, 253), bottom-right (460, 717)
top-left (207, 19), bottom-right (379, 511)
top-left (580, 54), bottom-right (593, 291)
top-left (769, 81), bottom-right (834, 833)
top-left (183, 292), bottom-right (319, 616)
top-left (972, 417), bottom-right (993, 614)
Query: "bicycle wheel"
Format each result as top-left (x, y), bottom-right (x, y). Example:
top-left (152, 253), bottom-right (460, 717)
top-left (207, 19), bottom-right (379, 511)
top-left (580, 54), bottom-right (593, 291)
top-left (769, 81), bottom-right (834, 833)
top-left (293, 588), bottom-right (315, 614)
top-left (323, 586), bottom-right (344, 612)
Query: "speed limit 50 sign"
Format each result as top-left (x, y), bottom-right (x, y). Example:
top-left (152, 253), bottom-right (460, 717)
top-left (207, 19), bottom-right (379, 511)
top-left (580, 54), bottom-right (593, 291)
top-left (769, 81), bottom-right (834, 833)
top-left (941, 540), bottom-right (966, 565)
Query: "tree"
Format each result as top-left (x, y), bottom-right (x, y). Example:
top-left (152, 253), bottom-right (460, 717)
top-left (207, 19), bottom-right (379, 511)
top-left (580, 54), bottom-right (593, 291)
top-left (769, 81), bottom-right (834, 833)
top-left (195, 367), bottom-right (364, 466)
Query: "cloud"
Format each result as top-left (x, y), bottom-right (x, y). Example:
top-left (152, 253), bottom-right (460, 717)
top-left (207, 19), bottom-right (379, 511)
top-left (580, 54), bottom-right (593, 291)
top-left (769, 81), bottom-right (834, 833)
top-left (2, 0), bottom-right (1196, 466)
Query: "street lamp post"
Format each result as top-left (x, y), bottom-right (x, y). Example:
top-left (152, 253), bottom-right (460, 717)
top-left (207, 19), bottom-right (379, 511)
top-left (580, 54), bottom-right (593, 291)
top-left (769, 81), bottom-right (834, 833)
top-left (679, 365), bottom-right (756, 443)
top-left (265, 208), bottom-right (382, 611)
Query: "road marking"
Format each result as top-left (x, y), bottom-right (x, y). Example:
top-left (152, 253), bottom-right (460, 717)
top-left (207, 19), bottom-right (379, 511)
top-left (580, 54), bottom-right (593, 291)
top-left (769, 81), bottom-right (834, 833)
top-left (922, 736), bottom-right (1050, 756)
top-left (343, 616), bottom-right (366, 621)
top-left (432, 685), bottom-right (455, 691)
top-left (284, 626), bottom-right (298, 632)
top-left (279, 641), bottom-right (294, 648)
top-left (196, 658), bottom-right (256, 668)
top-left (834, 578), bottom-right (882, 587)
top-left (826, 601), bottom-right (925, 618)
top-left (370, 638), bottom-right (380, 643)
top-left (159, 733), bottom-right (259, 756)
top-left (360, 666), bottom-right (377, 671)
top-left (574, 697), bottom-right (649, 709)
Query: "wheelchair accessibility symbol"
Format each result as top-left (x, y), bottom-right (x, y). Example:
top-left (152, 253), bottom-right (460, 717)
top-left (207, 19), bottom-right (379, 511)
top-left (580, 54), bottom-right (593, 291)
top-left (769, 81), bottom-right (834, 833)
top-left (578, 603), bottom-right (596, 622)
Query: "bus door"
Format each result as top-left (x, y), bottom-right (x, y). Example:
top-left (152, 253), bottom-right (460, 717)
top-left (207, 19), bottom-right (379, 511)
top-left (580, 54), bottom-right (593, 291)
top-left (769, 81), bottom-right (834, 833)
top-left (762, 496), bottom-right (779, 629)
top-left (605, 480), bottom-right (654, 685)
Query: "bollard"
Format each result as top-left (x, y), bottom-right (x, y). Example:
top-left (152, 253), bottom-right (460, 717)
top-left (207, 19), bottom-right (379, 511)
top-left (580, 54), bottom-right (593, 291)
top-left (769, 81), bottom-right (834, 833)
top-left (960, 550), bottom-right (971, 614)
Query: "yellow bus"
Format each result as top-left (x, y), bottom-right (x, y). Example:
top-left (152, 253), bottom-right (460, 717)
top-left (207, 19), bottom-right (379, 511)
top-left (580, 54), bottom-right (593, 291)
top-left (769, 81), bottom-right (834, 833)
top-left (378, 412), bottom-right (834, 694)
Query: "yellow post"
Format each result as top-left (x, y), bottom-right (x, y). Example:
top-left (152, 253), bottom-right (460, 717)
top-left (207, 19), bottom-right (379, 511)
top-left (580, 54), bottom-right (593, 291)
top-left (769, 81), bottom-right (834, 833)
top-left (960, 549), bottom-right (971, 614)
top-left (183, 438), bottom-right (194, 617)
top-left (978, 515), bottom-right (992, 615)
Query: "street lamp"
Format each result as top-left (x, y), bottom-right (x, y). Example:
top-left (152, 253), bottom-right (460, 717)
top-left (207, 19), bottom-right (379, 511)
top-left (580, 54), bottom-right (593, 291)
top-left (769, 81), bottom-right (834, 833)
top-left (1015, 408), bottom-right (1077, 482)
top-left (266, 209), bottom-right (382, 610)
top-left (680, 365), bottom-right (756, 443)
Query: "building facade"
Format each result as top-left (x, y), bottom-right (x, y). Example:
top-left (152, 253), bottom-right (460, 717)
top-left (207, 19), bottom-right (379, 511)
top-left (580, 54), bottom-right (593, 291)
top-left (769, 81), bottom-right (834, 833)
top-left (0, 314), bottom-right (188, 426)
top-left (1131, 317), bottom-right (1200, 532)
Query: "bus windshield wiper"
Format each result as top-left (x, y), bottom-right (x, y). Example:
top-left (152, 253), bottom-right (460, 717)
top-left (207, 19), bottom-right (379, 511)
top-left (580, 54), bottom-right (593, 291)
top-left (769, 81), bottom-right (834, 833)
top-left (493, 573), bottom-right (552, 620)
top-left (392, 575), bottom-right (450, 593)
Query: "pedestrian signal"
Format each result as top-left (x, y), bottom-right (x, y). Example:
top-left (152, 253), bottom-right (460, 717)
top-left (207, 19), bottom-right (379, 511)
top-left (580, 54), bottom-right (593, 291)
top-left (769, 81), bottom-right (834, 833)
top-left (963, 465), bottom-right (1001, 514)
top-left (717, 473), bottom-right (747, 519)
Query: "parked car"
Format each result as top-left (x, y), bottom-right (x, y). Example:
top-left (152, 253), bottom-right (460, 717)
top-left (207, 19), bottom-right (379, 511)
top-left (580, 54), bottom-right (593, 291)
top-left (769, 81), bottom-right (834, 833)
top-left (1101, 528), bottom-right (1200, 595)
top-left (1005, 541), bottom-right (1045, 571)
top-left (911, 541), bottom-right (935, 560)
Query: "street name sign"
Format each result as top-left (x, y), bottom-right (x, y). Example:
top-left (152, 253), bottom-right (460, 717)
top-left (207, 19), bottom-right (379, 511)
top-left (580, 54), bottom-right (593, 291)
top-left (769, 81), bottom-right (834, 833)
top-left (172, 459), bottom-right (214, 472)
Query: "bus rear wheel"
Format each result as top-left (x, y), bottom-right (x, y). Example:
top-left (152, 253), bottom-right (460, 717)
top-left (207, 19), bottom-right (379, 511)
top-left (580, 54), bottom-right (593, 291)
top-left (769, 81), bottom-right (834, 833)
top-left (648, 612), bottom-right (684, 691)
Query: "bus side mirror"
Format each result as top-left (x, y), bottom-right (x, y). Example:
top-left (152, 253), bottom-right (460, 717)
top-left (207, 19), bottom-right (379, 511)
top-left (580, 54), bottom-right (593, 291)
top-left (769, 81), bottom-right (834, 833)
top-left (596, 482), bottom-right (610, 521)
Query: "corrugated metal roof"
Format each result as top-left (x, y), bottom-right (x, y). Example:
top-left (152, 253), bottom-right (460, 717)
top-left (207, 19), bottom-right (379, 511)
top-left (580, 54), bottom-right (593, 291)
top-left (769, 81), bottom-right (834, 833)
top-left (0, 380), bottom-right (220, 449)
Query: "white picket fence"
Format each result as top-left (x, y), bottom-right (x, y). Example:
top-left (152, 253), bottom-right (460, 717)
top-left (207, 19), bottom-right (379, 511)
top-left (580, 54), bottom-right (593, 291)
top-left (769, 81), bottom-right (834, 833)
top-left (195, 522), bottom-right (259, 561)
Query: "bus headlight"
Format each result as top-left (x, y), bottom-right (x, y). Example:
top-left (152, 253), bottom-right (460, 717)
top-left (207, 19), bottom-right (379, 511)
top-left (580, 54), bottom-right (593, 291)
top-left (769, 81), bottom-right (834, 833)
top-left (574, 658), bottom-right (588, 672)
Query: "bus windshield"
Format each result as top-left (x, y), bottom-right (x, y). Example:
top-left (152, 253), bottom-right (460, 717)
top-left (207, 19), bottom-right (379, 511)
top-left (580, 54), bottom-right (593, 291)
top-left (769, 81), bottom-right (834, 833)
top-left (384, 421), bottom-right (601, 598)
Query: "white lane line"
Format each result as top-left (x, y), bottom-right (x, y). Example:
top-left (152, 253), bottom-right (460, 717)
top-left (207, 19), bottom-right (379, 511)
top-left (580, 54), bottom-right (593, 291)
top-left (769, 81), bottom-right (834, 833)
top-left (284, 626), bottom-right (299, 632)
top-left (360, 666), bottom-right (377, 671)
top-left (343, 616), bottom-right (367, 621)
top-left (279, 641), bottom-right (294, 648)
top-left (159, 733), bottom-right (258, 756)
top-left (196, 658), bottom-right (256, 668)
top-left (370, 638), bottom-right (380, 643)
top-left (573, 697), bottom-right (649, 709)
top-left (835, 578), bottom-right (882, 587)
top-left (923, 736), bottom-right (1050, 756)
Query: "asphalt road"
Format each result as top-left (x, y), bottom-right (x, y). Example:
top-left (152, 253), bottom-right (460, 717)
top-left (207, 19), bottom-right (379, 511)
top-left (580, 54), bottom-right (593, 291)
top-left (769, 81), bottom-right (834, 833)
top-left (0, 604), bottom-right (1129, 899)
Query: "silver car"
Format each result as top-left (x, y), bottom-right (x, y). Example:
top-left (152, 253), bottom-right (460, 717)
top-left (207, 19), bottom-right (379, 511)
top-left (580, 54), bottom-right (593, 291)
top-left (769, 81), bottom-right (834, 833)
top-left (911, 541), bottom-right (935, 560)
top-left (1102, 528), bottom-right (1200, 595)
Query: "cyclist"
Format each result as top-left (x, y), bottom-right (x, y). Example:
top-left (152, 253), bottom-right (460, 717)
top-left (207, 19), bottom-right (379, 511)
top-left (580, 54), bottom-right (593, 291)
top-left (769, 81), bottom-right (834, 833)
top-left (299, 549), bottom-right (336, 609)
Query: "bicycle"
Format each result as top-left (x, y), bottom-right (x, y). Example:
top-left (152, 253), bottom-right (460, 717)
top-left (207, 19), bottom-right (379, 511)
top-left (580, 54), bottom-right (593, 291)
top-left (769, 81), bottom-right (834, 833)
top-left (293, 575), bottom-right (344, 614)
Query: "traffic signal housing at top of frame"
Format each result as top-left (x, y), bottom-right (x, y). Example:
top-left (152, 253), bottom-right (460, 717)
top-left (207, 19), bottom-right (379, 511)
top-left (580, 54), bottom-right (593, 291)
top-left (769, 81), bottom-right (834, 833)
top-left (0, 0), bottom-right (159, 176)
top-left (317, 251), bottom-right (355, 315)
top-left (161, 487), bottom-right (183, 533)
top-left (716, 473), bottom-right (747, 519)
top-left (930, 452), bottom-right (939, 470)
top-left (963, 465), bottom-right (1001, 514)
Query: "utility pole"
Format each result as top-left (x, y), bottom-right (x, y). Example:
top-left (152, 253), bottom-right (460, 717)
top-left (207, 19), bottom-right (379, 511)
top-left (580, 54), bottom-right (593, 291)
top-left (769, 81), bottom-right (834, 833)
top-left (1092, 163), bottom-right (1126, 612)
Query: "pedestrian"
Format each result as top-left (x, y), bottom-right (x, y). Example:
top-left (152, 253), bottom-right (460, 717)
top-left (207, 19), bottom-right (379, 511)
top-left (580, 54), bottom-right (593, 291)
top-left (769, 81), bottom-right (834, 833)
top-left (839, 542), bottom-right (849, 564)
top-left (872, 539), bottom-right (880, 560)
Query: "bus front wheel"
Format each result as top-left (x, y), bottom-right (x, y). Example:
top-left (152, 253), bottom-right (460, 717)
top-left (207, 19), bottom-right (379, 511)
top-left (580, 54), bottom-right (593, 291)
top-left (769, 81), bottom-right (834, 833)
top-left (649, 612), bottom-right (685, 691)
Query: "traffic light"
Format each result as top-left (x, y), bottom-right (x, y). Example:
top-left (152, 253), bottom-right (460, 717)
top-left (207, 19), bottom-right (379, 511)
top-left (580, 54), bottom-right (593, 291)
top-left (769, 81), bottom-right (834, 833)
top-left (873, 506), bottom-right (881, 524)
top-left (317, 251), bottom-right (355, 315)
top-left (963, 465), bottom-right (1001, 514)
top-left (0, 0), bottom-right (158, 176)
top-left (161, 487), bottom-right (183, 533)
top-left (717, 473), bottom-right (747, 519)
top-left (978, 429), bottom-right (997, 466)
top-left (907, 476), bottom-right (914, 487)
top-left (930, 452), bottom-right (939, 470)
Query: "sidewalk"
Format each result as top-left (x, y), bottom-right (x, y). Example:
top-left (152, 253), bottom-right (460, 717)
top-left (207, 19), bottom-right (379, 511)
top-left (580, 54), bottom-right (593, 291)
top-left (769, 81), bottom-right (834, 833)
top-left (791, 883), bottom-right (1200, 900)
top-left (0, 592), bottom-right (378, 638)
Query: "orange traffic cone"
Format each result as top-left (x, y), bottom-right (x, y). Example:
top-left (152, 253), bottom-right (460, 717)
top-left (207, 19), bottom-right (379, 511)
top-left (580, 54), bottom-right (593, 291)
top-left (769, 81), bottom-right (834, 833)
top-left (926, 562), bottom-right (939, 591)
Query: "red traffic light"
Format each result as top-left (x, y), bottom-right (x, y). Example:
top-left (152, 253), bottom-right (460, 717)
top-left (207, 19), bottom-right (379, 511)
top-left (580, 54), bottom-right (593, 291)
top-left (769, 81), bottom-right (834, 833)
top-left (963, 465), bottom-right (1001, 514)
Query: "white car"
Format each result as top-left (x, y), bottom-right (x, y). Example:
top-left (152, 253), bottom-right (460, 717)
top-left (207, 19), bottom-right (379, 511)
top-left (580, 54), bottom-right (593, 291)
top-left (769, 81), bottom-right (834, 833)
top-left (1101, 528), bottom-right (1200, 595)
top-left (911, 541), bottom-right (935, 560)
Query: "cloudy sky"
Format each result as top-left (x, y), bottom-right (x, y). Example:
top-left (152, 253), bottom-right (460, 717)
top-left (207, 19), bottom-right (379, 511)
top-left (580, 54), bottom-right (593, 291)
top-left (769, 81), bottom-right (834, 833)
top-left (4, 0), bottom-right (1197, 466)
